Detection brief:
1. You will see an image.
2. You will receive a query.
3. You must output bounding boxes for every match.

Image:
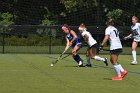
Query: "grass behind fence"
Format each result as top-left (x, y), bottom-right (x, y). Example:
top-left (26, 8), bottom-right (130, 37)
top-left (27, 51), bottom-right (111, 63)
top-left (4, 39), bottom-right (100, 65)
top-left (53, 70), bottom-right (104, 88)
top-left (0, 46), bottom-right (140, 54)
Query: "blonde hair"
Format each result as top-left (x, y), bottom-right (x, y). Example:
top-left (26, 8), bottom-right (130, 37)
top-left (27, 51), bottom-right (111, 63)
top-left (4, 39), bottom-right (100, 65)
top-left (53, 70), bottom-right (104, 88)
top-left (79, 23), bottom-right (86, 28)
top-left (132, 16), bottom-right (139, 21)
top-left (79, 23), bottom-right (87, 31)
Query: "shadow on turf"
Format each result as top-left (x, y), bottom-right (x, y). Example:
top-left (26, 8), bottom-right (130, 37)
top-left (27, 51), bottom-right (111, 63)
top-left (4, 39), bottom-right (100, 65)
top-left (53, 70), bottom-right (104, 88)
top-left (64, 65), bottom-right (98, 68)
top-left (64, 65), bottom-right (85, 67)
top-left (103, 78), bottom-right (112, 80)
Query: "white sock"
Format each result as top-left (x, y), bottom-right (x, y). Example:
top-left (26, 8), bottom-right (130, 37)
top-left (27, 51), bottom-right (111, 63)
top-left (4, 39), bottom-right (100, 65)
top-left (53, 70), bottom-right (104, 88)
top-left (118, 64), bottom-right (124, 72)
top-left (78, 61), bottom-right (83, 65)
top-left (132, 51), bottom-right (137, 61)
top-left (113, 64), bottom-right (121, 77)
top-left (86, 56), bottom-right (91, 65)
top-left (94, 56), bottom-right (105, 62)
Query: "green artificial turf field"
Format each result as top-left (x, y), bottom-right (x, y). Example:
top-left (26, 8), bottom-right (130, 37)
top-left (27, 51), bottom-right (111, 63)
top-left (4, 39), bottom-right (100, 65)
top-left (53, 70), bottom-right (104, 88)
top-left (0, 54), bottom-right (139, 93)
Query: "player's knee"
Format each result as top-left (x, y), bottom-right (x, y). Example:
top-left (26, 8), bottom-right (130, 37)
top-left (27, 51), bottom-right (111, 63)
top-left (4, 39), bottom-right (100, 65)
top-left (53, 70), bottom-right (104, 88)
top-left (110, 59), bottom-right (113, 64)
top-left (111, 61), bottom-right (115, 65)
top-left (86, 53), bottom-right (88, 56)
top-left (72, 51), bottom-right (76, 56)
top-left (132, 48), bottom-right (136, 51)
top-left (86, 53), bottom-right (90, 57)
top-left (91, 56), bottom-right (95, 59)
top-left (110, 59), bottom-right (117, 65)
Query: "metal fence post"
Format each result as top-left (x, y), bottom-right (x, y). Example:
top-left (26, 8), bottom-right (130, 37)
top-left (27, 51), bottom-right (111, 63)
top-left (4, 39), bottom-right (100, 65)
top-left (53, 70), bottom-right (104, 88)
top-left (2, 25), bottom-right (7, 54)
top-left (49, 35), bottom-right (52, 54)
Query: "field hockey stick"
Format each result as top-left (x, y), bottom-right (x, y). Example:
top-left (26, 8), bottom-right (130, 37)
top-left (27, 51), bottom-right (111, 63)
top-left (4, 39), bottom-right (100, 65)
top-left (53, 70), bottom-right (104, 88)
top-left (61, 54), bottom-right (71, 60)
top-left (51, 46), bottom-right (70, 66)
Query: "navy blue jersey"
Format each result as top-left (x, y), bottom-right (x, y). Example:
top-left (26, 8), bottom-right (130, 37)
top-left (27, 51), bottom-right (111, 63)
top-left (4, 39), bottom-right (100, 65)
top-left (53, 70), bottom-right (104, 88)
top-left (66, 33), bottom-right (81, 47)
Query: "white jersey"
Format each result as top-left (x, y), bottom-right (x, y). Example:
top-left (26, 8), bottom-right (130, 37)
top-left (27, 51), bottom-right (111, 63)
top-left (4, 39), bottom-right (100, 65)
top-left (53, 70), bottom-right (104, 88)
top-left (131, 23), bottom-right (140, 42)
top-left (81, 31), bottom-right (97, 47)
top-left (105, 26), bottom-right (122, 50)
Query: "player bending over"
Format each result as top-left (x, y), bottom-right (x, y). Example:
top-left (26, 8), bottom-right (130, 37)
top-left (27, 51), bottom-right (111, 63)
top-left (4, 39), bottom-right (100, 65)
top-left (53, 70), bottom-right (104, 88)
top-left (78, 23), bottom-right (108, 67)
top-left (62, 24), bottom-right (83, 67)
top-left (100, 18), bottom-right (127, 80)
top-left (124, 16), bottom-right (140, 65)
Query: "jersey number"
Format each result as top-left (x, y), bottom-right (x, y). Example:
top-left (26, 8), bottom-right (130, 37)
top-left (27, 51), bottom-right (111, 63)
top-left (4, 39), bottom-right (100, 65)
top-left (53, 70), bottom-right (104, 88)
top-left (132, 29), bottom-right (139, 36)
top-left (113, 30), bottom-right (119, 37)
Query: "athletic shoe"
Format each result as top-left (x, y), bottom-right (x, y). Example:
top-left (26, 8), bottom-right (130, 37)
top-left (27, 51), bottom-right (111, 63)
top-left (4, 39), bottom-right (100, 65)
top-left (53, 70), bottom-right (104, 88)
top-left (121, 70), bottom-right (128, 78)
top-left (78, 64), bottom-right (84, 67)
top-left (78, 60), bottom-right (83, 66)
top-left (85, 64), bottom-right (92, 67)
top-left (78, 60), bottom-right (84, 67)
top-left (104, 58), bottom-right (108, 66)
top-left (112, 76), bottom-right (122, 80)
top-left (131, 61), bottom-right (137, 65)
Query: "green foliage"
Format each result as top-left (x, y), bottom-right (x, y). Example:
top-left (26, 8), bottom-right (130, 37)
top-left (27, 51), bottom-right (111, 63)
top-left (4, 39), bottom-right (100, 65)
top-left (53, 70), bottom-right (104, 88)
top-left (0, 12), bottom-right (16, 25)
top-left (0, 0), bottom-right (139, 26)
top-left (60, 0), bottom-right (97, 12)
top-left (42, 16), bottom-right (55, 26)
top-left (3, 35), bottom-right (63, 46)
top-left (36, 28), bottom-right (58, 38)
top-left (106, 9), bottom-right (123, 21)
top-left (0, 12), bottom-right (16, 33)
top-left (40, 15), bottom-right (57, 37)
top-left (60, 0), bottom-right (77, 12)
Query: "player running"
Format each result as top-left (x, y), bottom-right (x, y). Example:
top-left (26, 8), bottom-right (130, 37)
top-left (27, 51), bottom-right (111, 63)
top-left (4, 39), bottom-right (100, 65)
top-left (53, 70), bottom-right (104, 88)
top-left (62, 24), bottom-right (83, 67)
top-left (99, 18), bottom-right (127, 80)
top-left (124, 16), bottom-right (140, 65)
top-left (78, 23), bottom-right (108, 67)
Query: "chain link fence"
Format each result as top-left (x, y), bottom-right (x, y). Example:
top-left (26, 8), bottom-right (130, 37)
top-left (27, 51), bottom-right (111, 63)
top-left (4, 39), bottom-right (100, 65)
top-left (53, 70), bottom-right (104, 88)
top-left (0, 25), bottom-right (139, 54)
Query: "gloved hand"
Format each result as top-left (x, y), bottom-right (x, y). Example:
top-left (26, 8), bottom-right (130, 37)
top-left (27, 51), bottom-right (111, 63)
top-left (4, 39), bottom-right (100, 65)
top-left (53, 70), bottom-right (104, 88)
top-left (99, 45), bottom-right (103, 52)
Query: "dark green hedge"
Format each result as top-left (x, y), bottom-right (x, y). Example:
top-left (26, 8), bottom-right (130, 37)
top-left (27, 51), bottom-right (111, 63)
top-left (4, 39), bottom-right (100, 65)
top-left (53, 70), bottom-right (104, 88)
top-left (0, 35), bottom-right (64, 46)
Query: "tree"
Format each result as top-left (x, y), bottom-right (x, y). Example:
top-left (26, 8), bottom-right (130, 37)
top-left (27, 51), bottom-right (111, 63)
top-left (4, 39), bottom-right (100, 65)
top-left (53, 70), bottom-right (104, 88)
top-left (106, 9), bottom-right (123, 24)
top-left (0, 12), bottom-right (16, 25)
top-left (60, 0), bottom-right (98, 12)
top-left (0, 12), bottom-right (16, 32)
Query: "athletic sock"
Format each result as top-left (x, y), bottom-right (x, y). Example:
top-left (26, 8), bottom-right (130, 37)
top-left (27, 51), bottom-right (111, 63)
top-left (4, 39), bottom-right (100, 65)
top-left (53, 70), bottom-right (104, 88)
top-left (78, 61), bottom-right (83, 65)
top-left (113, 64), bottom-right (121, 77)
top-left (86, 56), bottom-right (91, 65)
top-left (118, 64), bottom-right (124, 72)
top-left (73, 54), bottom-right (82, 64)
top-left (132, 51), bottom-right (137, 61)
top-left (94, 56), bottom-right (105, 61)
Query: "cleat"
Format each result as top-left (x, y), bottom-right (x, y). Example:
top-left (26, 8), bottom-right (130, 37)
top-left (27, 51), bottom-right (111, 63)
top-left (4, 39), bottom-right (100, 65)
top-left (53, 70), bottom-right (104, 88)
top-left (112, 76), bottom-right (122, 81)
top-left (78, 60), bottom-right (84, 67)
top-left (121, 70), bottom-right (128, 78)
top-left (78, 64), bottom-right (85, 67)
top-left (78, 60), bottom-right (83, 65)
top-left (85, 64), bottom-right (92, 67)
top-left (104, 58), bottom-right (108, 66)
top-left (131, 61), bottom-right (137, 65)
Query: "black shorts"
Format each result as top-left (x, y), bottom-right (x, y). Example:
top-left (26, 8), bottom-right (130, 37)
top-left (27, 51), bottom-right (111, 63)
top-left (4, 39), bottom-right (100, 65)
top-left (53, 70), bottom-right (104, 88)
top-left (87, 44), bottom-right (98, 54)
top-left (110, 48), bottom-right (122, 54)
top-left (89, 44), bottom-right (97, 49)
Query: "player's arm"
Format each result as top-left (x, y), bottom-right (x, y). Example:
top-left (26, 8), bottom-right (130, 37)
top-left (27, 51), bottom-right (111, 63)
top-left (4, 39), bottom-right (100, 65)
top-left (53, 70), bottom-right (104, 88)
top-left (99, 35), bottom-right (109, 51)
top-left (127, 33), bottom-right (133, 37)
top-left (101, 35), bottom-right (109, 46)
top-left (100, 28), bottom-right (110, 50)
top-left (124, 34), bottom-right (132, 40)
top-left (65, 36), bottom-right (70, 51)
top-left (69, 30), bottom-right (77, 44)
